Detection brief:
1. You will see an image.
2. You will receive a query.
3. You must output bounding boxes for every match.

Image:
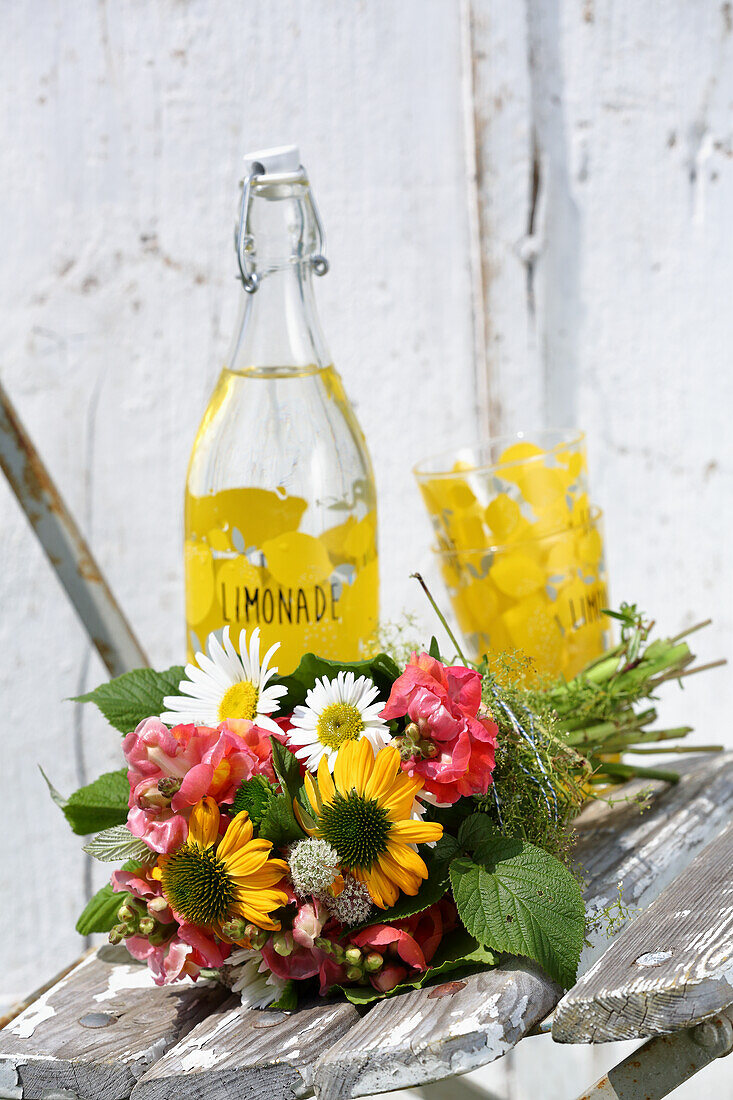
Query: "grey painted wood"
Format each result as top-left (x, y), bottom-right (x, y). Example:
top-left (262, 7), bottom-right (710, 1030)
top-left (314, 962), bottom-right (559, 1100)
top-left (131, 995), bottom-right (359, 1100)
top-left (573, 751), bottom-right (733, 971)
top-left (0, 947), bottom-right (228, 1099)
top-left (553, 820), bottom-right (733, 1043)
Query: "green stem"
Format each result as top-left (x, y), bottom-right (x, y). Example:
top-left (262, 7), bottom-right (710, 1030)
top-left (411, 573), bottom-right (468, 665)
top-left (601, 726), bottom-right (694, 752)
top-left (668, 619), bottom-right (711, 645)
top-left (622, 744), bottom-right (722, 755)
top-left (590, 761), bottom-right (680, 784)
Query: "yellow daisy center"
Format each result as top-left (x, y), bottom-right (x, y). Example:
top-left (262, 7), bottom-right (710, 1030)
top-left (316, 702), bottom-right (365, 750)
top-left (218, 681), bottom-right (259, 722)
top-left (160, 845), bottom-right (237, 926)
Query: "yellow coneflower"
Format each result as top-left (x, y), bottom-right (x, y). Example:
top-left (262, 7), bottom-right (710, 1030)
top-left (296, 739), bottom-right (443, 909)
top-left (154, 797), bottom-right (289, 933)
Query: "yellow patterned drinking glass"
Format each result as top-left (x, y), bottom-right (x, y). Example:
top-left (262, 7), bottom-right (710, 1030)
top-left (414, 432), bottom-right (609, 679)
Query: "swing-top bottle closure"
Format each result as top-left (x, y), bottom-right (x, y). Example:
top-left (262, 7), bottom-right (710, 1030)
top-left (236, 144), bottom-right (329, 294)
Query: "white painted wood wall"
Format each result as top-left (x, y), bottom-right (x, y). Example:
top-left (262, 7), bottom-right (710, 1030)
top-left (2, 1), bottom-right (731, 1094)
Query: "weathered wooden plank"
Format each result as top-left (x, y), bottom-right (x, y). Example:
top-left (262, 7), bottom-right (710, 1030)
top-left (573, 751), bottom-right (733, 973)
top-left (130, 995), bottom-right (359, 1100)
top-left (0, 947), bottom-right (228, 1099)
top-left (315, 962), bottom-right (558, 1100)
top-left (553, 820), bottom-right (733, 1043)
top-left (311, 752), bottom-right (733, 1098)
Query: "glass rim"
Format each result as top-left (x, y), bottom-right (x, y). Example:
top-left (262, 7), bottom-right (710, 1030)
top-left (432, 505), bottom-right (603, 557)
top-left (413, 428), bottom-right (586, 481)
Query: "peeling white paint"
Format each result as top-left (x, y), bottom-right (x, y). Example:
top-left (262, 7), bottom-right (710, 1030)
top-left (180, 1047), bottom-right (223, 1072)
top-left (93, 964), bottom-right (156, 1003)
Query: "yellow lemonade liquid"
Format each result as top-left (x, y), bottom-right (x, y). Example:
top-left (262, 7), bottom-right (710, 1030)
top-left (184, 365), bottom-right (379, 672)
top-left (419, 438), bottom-right (609, 680)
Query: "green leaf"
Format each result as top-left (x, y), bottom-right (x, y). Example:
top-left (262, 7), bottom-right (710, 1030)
top-left (258, 792), bottom-right (305, 847)
top-left (63, 770), bottom-right (130, 836)
top-left (270, 737), bottom-right (302, 800)
top-left (428, 636), bottom-right (442, 660)
top-left (277, 652), bottom-right (400, 710)
top-left (458, 813), bottom-right (502, 858)
top-left (449, 833), bottom-right (585, 989)
top-left (75, 859), bottom-right (142, 935)
top-left (83, 825), bottom-right (156, 863)
top-left (268, 980), bottom-right (298, 1011)
top-left (73, 665), bottom-right (186, 734)
top-left (232, 775), bottom-right (276, 825)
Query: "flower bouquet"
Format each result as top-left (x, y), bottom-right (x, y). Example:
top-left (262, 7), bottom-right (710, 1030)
top-left (46, 602), bottom-right (720, 1005)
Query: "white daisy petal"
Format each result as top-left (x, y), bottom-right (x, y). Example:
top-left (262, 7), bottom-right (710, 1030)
top-left (159, 627), bottom-right (285, 729)
top-left (281, 670), bottom-right (392, 773)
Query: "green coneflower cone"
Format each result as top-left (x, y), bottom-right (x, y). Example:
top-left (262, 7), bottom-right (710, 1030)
top-left (319, 791), bottom-right (391, 870)
top-left (160, 845), bottom-right (238, 926)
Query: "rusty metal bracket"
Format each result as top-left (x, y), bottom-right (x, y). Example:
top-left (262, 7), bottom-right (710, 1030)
top-left (573, 1004), bottom-right (733, 1100)
top-left (0, 377), bottom-right (148, 676)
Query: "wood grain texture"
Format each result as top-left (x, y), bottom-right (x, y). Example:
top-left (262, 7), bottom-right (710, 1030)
top-left (553, 820), bottom-right (733, 1043)
top-left (572, 752), bottom-right (733, 973)
top-left (0, 948), bottom-right (228, 1099)
top-left (314, 962), bottom-right (558, 1100)
top-left (131, 995), bottom-right (359, 1100)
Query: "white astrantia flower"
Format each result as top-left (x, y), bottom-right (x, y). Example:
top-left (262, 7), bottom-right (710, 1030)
top-left (284, 670), bottom-right (392, 773)
top-left (160, 626), bottom-right (287, 732)
top-left (227, 949), bottom-right (287, 1009)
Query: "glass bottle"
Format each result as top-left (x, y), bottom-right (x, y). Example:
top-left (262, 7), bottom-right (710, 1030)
top-left (184, 146), bottom-right (378, 673)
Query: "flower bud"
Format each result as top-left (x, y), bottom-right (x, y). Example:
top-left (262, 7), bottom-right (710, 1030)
top-left (272, 931), bottom-right (294, 956)
top-left (117, 903), bottom-right (136, 924)
top-left (364, 952), bottom-right (384, 972)
top-left (245, 924), bottom-right (268, 949)
top-left (157, 777), bottom-right (183, 799)
top-left (108, 925), bottom-right (125, 946)
top-left (314, 937), bottom-right (333, 953)
top-left (421, 740), bottom-right (438, 759)
top-left (404, 722), bottom-right (420, 741)
top-left (221, 917), bottom-right (249, 942)
top-left (148, 896), bottom-right (169, 914)
top-left (138, 917), bottom-right (156, 936)
top-left (344, 946), bottom-right (362, 966)
top-left (345, 965), bottom-right (363, 981)
top-left (148, 925), bottom-right (173, 946)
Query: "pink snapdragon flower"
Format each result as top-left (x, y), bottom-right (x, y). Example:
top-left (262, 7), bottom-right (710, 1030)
top-left (124, 716), bottom-right (276, 853)
top-left (111, 865), bottom-right (229, 985)
top-left (292, 898), bottom-right (327, 949)
top-left (380, 653), bottom-right (498, 804)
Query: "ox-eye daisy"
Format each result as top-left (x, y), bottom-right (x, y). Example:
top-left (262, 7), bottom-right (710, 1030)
top-left (161, 627), bottom-right (286, 733)
top-left (284, 671), bottom-right (392, 773)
